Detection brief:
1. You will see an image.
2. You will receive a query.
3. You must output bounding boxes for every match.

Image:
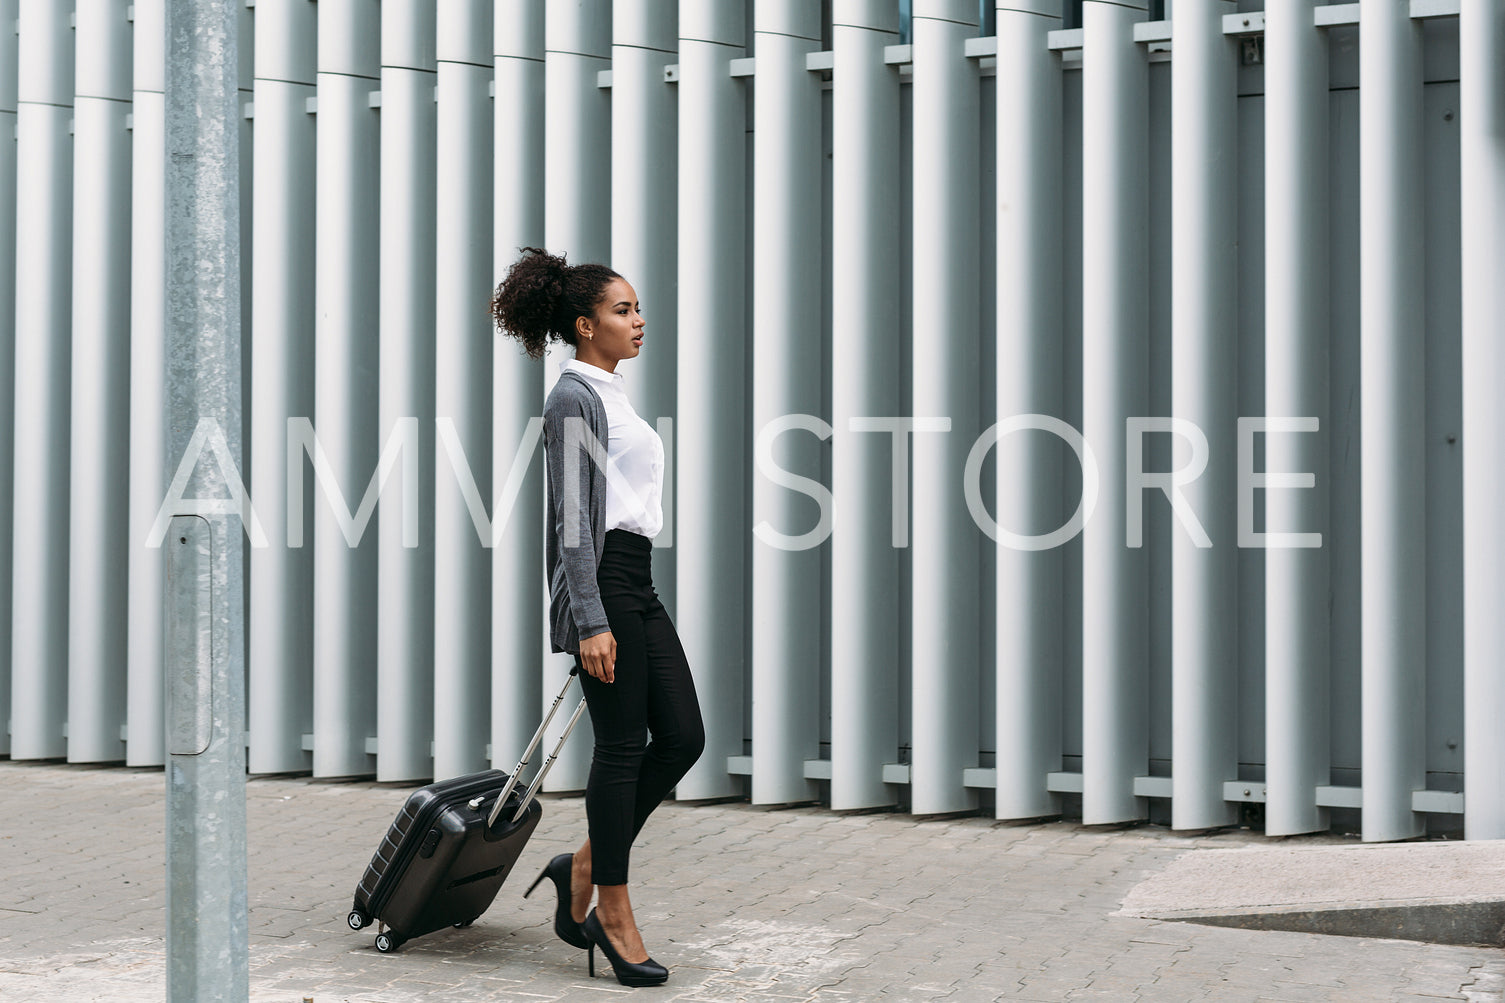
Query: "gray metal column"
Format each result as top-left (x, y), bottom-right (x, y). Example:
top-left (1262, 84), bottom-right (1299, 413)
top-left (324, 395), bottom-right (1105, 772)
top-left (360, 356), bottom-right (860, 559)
top-left (68, 0), bottom-right (133, 764)
top-left (10, 1), bottom-right (73, 761)
top-left (830, 0), bottom-right (902, 812)
top-left (1169, 0), bottom-right (1238, 831)
top-left (993, 0), bottom-right (1064, 821)
top-left (1461, 0), bottom-right (1505, 840)
top-left (674, 0), bottom-right (747, 801)
top-left (379, 0), bottom-right (437, 782)
top-left (236, 0), bottom-right (252, 411)
top-left (434, 0), bottom-right (494, 780)
top-left (1359, 0), bottom-right (1426, 843)
top-left (1263, 0), bottom-right (1330, 837)
top-left (544, 0), bottom-right (611, 265)
top-left (313, 0), bottom-right (380, 778)
top-left (164, 0), bottom-right (249, 995)
top-left (1080, 0), bottom-right (1148, 825)
top-left (991, 0), bottom-right (1067, 816)
top-left (127, 0), bottom-right (166, 767)
top-left (248, 0), bottom-right (316, 775)
top-left (750, 0), bottom-right (823, 806)
top-left (491, 0), bottom-right (544, 776)
top-left (910, 0), bottom-right (980, 816)
top-left (0, 0), bottom-right (17, 759)
top-left (612, 0), bottom-right (677, 617)
top-left (540, 0), bottom-right (609, 791)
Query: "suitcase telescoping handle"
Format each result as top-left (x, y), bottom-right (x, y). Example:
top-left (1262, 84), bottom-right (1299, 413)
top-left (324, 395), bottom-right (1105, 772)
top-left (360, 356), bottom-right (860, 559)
top-left (487, 668), bottom-right (590, 827)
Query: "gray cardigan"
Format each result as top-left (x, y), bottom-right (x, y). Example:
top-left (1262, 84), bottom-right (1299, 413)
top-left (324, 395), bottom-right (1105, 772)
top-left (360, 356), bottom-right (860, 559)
top-left (543, 371), bottom-right (611, 654)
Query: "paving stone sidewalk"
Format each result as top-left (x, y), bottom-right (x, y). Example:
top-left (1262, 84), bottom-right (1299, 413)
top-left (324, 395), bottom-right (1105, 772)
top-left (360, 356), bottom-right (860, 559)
top-left (1, 759), bottom-right (1502, 1002)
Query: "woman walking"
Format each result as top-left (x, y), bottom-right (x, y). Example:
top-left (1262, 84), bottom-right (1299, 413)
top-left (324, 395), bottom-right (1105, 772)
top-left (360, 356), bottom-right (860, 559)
top-left (492, 248), bottom-right (704, 988)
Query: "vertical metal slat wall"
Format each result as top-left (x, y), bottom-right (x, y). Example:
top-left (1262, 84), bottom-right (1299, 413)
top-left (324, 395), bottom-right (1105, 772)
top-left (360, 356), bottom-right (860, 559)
top-left (378, 0), bottom-right (436, 783)
top-left (12, 3), bottom-right (73, 764)
top-left (126, 0), bottom-right (165, 769)
top-left (2, 0), bottom-right (1501, 844)
top-left (434, 0), bottom-right (494, 783)
top-left (249, 0), bottom-right (315, 777)
top-left (1169, 0), bottom-right (1238, 833)
top-left (0, 0), bottom-right (17, 762)
top-left (1263, 0), bottom-right (1331, 837)
top-left (489, 0), bottom-right (542, 784)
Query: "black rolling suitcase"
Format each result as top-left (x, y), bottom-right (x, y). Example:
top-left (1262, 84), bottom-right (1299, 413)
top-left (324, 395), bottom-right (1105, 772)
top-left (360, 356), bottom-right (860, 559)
top-left (347, 670), bottom-right (586, 953)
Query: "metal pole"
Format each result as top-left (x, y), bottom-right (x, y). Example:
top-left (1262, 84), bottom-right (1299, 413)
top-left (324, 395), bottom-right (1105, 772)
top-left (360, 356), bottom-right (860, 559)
top-left (830, 0), bottom-right (902, 813)
top-left (127, 0), bottom-right (166, 767)
top-left (10, 0), bottom-right (73, 762)
top-left (1359, 0), bottom-right (1425, 843)
top-left (1169, 0), bottom-right (1239, 831)
top-left (1080, 0), bottom-right (1148, 826)
top-left (540, 0), bottom-right (609, 791)
top-left (1461, 0), bottom-right (1505, 840)
top-left (910, 0), bottom-right (981, 816)
top-left (612, 0), bottom-right (678, 616)
top-left (380, 0), bottom-right (438, 782)
top-left (248, 0), bottom-right (316, 775)
top-left (673, 0), bottom-right (748, 801)
top-left (1263, 0), bottom-right (1330, 837)
top-left (0, 0), bottom-right (18, 760)
top-left (163, 0), bottom-right (249, 997)
top-left (491, 0), bottom-right (544, 777)
top-left (67, 0), bottom-right (132, 764)
top-left (993, 0), bottom-right (1064, 821)
top-left (434, 0), bottom-right (494, 781)
top-left (750, 0), bottom-right (823, 806)
top-left (544, 0), bottom-right (611, 266)
top-left (313, 0), bottom-right (381, 779)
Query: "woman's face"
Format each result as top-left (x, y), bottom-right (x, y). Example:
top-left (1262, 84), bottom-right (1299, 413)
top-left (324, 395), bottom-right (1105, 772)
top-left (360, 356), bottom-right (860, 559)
top-left (578, 277), bottom-right (644, 368)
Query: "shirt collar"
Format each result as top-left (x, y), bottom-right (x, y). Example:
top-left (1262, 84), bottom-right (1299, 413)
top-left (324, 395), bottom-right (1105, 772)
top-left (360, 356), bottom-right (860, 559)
top-left (561, 358), bottom-right (624, 388)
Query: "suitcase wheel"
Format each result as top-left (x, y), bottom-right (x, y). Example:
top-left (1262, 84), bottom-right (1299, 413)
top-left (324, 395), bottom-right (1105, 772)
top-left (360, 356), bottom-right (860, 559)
top-left (374, 932), bottom-right (400, 953)
top-left (347, 911), bottom-right (370, 931)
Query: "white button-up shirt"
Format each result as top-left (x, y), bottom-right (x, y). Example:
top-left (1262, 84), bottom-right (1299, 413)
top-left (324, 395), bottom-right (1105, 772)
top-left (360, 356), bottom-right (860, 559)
top-left (559, 359), bottom-right (665, 539)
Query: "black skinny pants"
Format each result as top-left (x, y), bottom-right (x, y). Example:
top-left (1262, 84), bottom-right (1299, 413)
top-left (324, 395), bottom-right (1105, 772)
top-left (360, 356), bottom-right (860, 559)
top-left (575, 529), bottom-right (705, 886)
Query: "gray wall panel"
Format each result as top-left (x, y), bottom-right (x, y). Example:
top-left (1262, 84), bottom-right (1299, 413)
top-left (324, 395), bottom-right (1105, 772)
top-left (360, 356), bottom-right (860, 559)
top-left (0, 3), bottom-right (1482, 840)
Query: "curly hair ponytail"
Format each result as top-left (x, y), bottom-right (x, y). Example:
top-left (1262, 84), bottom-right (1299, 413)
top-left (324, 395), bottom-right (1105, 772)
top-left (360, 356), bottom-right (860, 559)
top-left (491, 247), bottom-right (621, 359)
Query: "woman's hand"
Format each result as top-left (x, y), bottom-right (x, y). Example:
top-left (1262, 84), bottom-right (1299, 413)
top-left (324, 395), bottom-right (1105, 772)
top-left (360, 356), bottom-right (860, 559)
top-left (578, 630), bottom-right (617, 683)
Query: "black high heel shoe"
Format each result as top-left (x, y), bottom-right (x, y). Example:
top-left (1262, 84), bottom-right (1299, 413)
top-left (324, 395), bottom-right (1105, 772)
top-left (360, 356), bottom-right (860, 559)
top-left (523, 853), bottom-right (589, 949)
top-left (582, 908), bottom-right (669, 987)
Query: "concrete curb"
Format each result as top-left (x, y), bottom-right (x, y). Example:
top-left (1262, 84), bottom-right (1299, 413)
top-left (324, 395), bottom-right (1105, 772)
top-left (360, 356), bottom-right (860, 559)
top-left (1118, 839), bottom-right (1505, 948)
